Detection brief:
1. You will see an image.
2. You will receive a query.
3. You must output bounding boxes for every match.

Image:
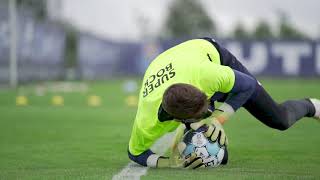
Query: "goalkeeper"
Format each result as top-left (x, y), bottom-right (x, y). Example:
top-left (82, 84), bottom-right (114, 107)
top-left (128, 38), bottom-right (320, 169)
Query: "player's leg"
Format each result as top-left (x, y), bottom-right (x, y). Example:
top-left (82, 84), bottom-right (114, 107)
top-left (222, 55), bottom-right (320, 128)
top-left (204, 37), bottom-right (319, 126)
top-left (243, 84), bottom-right (316, 130)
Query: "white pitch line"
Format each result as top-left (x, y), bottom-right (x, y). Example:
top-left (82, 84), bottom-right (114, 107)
top-left (112, 162), bottom-right (149, 180)
top-left (112, 132), bottom-right (174, 180)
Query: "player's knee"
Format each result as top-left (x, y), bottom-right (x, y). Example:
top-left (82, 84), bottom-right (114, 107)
top-left (273, 105), bottom-right (293, 131)
top-left (266, 112), bottom-right (290, 131)
top-left (276, 124), bottom-right (289, 131)
top-left (273, 119), bottom-right (290, 131)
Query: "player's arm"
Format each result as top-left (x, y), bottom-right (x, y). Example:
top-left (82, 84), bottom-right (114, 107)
top-left (196, 65), bottom-right (256, 124)
top-left (193, 62), bottom-right (256, 145)
top-left (198, 52), bottom-right (256, 123)
top-left (128, 149), bottom-right (159, 167)
top-left (215, 69), bottom-right (256, 124)
top-left (201, 37), bottom-right (258, 124)
top-left (128, 125), bottom-right (204, 169)
top-left (128, 146), bottom-right (203, 169)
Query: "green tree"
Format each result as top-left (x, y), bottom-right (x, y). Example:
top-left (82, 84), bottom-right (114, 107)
top-left (63, 24), bottom-right (79, 80)
top-left (253, 20), bottom-right (274, 39)
top-left (162, 0), bottom-right (216, 39)
top-left (233, 22), bottom-right (250, 39)
top-left (278, 12), bottom-right (308, 39)
top-left (64, 25), bottom-right (78, 69)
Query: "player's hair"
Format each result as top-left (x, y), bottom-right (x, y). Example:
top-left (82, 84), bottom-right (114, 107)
top-left (162, 83), bottom-right (208, 120)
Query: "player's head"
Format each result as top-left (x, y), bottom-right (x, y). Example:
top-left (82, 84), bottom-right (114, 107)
top-left (162, 83), bottom-right (210, 123)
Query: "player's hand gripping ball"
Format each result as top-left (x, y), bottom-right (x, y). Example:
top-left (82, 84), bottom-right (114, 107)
top-left (178, 126), bottom-right (228, 168)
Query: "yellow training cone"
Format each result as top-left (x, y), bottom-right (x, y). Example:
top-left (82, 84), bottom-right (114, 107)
top-left (52, 95), bottom-right (64, 106)
top-left (88, 95), bottom-right (101, 107)
top-left (16, 96), bottom-right (28, 106)
top-left (125, 95), bottom-right (138, 107)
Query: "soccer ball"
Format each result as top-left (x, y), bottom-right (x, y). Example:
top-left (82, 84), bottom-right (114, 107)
top-left (180, 127), bottom-right (227, 168)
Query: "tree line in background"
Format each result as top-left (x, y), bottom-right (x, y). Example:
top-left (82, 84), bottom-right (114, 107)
top-left (233, 12), bottom-right (308, 40)
top-left (163, 0), bottom-right (312, 40)
top-left (14, 0), bottom-right (316, 40)
top-left (1, 0), bottom-right (317, 82)
top-left (12, 0), bottom-right (315, 76)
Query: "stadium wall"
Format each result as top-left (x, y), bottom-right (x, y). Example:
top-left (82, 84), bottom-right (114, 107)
top-left (78, 36), bottom-right (320, 78)
top-left (0, 5), bottom-right (65, 84)
top-left (0, 6), bottom-right (319, 82)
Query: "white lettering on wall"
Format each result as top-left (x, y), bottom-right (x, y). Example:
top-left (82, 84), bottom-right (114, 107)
top-left (272, 43), bottom-right (311, 75)
top-left (226, 42), bottom-right (268, 74)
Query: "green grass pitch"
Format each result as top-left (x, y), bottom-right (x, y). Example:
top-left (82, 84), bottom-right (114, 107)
top-left (0, 78), bottom-right (319, 179)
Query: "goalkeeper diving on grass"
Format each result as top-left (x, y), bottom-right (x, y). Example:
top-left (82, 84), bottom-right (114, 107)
top-left (128, 38), bottom-right (320, 169)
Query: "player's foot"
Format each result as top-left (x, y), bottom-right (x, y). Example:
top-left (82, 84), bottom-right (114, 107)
top-left (309, 98), bottom-right (320, 120)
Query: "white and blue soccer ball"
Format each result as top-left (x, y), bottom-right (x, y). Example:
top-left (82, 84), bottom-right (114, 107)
top-left (180, 127), bottom-right (227, 168)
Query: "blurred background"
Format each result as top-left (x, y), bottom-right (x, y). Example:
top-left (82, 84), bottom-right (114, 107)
top-left (0, 0), bottom-right (319, 86)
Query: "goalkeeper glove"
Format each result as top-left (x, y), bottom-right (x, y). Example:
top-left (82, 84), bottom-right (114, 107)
top-left (190, 118), bottom-right (228, 146)
top-left (158, 124), bottom-right (204, 169)
top-left (157, 142), bottom-right (204, 169)
top-left (189, 103), bottom-right (235, 146)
